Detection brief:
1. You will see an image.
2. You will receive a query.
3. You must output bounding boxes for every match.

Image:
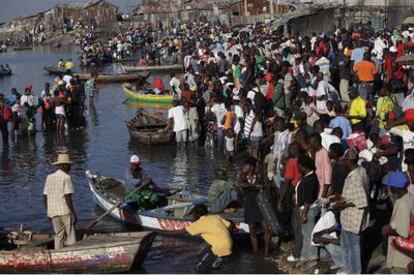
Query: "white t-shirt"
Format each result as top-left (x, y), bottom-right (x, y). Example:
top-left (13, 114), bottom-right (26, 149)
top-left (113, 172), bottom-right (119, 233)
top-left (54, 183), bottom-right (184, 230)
top-left (211, 103), bottom-right (226, 128)
top-left (311, 211), bottom-right (338, 246)
top-left (63, 75), bottom-right (73, 88)
top-left (168, 105), bottom-right (187, 132)
top-left (232, 104), bottom-right (244, 134)
top-left (320, 130), bottom-right (341, 151)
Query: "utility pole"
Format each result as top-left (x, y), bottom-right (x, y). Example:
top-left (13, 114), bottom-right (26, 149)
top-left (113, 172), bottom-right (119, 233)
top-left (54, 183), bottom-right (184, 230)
top-left (244, 0), bottom-right (248, 15)
top-left (270, 0), bottom-right (274, 19)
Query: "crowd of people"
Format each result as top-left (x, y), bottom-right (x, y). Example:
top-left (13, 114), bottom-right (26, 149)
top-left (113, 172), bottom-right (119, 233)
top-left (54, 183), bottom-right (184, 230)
top-left (160, 21), bottom-right (414, 273)
top-left (0, 74), bottom-right (91, 144)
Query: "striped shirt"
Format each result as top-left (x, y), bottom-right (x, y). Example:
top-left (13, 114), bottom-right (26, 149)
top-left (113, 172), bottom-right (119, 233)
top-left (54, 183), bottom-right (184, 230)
top-left (43, 169), bottom-right (74, 218)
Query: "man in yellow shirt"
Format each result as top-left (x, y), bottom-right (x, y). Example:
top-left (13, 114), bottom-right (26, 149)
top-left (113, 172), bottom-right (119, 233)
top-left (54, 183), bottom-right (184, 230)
top-left (65, 59), bottom-right (74, 70)
top-left (184, 204), bottom-right (233, 273)
top-left (348, 87), bottom-right (367, 132)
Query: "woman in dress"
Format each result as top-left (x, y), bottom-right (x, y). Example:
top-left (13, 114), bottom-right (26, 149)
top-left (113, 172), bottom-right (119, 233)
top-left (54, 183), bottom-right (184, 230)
top-left (237, 157), bottom-right (271, 256)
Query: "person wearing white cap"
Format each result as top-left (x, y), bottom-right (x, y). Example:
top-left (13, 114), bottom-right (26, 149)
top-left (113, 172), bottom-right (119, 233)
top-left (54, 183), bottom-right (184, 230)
top-left (125, 154), bottom-right (148, 187)
top-left (43, 153), bottom-right (77, 249)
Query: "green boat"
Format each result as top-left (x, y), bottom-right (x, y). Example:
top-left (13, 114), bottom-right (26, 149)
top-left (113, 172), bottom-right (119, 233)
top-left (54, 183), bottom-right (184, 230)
top-left (122, 83), bottom-right (173, 106)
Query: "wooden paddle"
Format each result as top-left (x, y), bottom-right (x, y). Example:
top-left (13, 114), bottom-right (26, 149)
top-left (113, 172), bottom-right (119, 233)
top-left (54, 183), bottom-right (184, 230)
top-left (84, 181), bottom-right (150, 231)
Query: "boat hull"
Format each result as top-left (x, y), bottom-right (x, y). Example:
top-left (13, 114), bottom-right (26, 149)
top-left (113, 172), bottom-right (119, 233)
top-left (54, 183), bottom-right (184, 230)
top-left (122, 84), bottom-right (173, 105)
top-left (75, 73), bottom-right (142, 83)
top-left (121, 64), bottom-right (182, 73)
top-left (0, 232), bottom-right (156, 273)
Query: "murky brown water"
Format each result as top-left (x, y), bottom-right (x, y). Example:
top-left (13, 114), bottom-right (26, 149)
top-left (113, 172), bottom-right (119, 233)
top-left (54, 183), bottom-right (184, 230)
top-left (0, 46), bottom-right (278, 273)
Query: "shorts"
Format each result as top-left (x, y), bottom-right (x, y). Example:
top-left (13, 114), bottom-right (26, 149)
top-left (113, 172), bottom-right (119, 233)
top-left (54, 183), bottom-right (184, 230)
top-left (250, 137), bottom-right (261, 149)
top-left (175, 129), bottom-right (187, 143)
top-left (188, 130), bottom-right (199, 142)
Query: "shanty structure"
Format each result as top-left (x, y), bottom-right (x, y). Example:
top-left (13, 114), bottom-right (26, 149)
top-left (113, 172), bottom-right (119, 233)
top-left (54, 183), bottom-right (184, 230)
top-left (276, 0), bottom-right (414, 35)
top-left (6, 0), bottom-right (118, 33)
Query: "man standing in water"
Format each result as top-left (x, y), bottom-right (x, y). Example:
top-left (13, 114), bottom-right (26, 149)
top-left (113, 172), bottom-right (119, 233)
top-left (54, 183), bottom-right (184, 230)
top-left (43, 153), bottom-right (77, 249)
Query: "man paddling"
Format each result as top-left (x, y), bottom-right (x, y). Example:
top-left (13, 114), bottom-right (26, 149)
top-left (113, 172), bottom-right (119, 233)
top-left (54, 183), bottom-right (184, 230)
top-left (43, 153), bottom-right (77, 249)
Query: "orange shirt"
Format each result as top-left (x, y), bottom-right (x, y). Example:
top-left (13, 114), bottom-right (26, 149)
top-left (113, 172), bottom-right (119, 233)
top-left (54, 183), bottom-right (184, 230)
top-left (223, 111), bottom-right (235, 130)
top-left (353, 60), bottom-right (377, 82)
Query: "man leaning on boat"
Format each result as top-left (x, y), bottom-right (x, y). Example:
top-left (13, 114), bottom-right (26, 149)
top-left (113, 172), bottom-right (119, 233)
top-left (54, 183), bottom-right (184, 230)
top-left (43, 153), bottom-right (77, 249)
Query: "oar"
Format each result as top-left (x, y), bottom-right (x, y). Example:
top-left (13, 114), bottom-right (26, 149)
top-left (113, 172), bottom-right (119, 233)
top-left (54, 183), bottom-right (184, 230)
top-left (84, 182), bottom-right (148, 231)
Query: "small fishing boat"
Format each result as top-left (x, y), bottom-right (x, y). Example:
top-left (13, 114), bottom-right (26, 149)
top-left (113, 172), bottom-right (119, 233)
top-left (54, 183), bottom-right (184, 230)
top-left (121, 64), bottom-right (183, 73)
top-left (122, 83), bottom-right (173, 105)
top-left (0, 230), bottom-right (156, 273)
top-left (43, 66), bottom-right (72, 76)
top-left (12, 46), bottom-right (33, 51)
top-left (86, 173), bottom-right (249, 234)
top-left (126, 113), bottom-right (171, 145)
top-left (74, 72), bottom-right (143, 83)
top-left (87, 171), bottom-right (208, 226)
top-left (137, 203), bottom-right (250, 234)
top-left (0, 67), bottom-right (12, 77)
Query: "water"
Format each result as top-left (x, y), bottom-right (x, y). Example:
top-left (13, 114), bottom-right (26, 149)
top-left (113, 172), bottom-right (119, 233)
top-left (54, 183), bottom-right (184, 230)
top-left (0, 46), bottom-right (278, 273)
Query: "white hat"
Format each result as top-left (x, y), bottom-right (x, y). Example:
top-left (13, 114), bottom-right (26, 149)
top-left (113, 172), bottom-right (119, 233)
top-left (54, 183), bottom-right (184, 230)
top-left (390, 46), bottom-right (397, 53)
top-left (130, 155), bottom-right (140, 164)
top-left (232, 87), bottom-right (240, 95)
top-left (52, 154), bottom-right (73, 165)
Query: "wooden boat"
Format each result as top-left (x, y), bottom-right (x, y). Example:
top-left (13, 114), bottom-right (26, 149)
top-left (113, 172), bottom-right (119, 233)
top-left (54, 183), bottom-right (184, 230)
top-left (86, 171), bottom-right (179, 224)
top-left (122, 83), bottom-right (173, 105)
top-left (0, 231), bottom-right (156, 273)
top-left (126, 113), bottom-right (171, 145)
top-left (136, 202), bottom-right (250, 234)
top-left (121, 64), bottom-right (183, 73)
top-left (0, 67), bottom-right (12, 77)
top-left (12, 46), bottom-right (33, 51)
top-left (87, 173), bottom-right (249, 234)
top-left (44, 66), bottom-right (72, 75)
top-left (74, 73), bottom-right (143, 83)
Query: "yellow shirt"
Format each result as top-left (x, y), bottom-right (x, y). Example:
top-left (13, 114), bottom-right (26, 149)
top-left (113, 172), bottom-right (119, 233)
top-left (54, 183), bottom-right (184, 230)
top-left (186, 215), bottom-right (232, 257)
top-left (376, 95), bottom-right (395, 126)
top-left (349, 96), bottom-right (367, 124)
top-left (65, 61), bottom-right (74, 70)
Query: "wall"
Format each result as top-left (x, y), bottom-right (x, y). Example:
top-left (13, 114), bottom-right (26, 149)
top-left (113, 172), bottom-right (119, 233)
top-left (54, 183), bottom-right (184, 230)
top-left (289, 9), bottom-right (335, 35)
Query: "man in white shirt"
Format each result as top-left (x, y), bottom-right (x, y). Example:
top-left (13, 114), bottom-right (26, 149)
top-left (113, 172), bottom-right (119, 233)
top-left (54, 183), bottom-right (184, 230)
top-left (169, 73), bottom-right (181, 98)
top-left (211, 99), bottom-right (226, 151)
top-left (165, 101), bottom-right (188, 149)
top-left (43, 154), bottom-right (76, 249)
top-left (313, 120), bottom-right (341, 150)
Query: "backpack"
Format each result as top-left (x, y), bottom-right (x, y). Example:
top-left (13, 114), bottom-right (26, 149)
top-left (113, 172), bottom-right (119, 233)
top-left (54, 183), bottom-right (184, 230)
top-left (2, 107), bottom-right (11, 121)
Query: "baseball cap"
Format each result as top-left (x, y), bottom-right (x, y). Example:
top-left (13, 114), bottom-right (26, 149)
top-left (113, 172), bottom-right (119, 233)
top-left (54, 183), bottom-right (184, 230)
top-left (382, 171), bottom-right (408, 188)
top-left (130, 155), bottom-right (140, 164)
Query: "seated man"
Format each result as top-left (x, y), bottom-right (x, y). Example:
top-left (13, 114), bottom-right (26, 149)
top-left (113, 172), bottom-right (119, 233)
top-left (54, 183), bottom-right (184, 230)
top-left (312, 209), bottom-right (344, 272)
top-left (208, 168), bottom-right (237, 213)
top-left (124, 154), bottom-right (152, 188)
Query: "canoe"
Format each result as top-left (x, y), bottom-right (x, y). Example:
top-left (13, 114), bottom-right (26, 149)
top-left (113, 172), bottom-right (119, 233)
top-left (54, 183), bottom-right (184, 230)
top-left (126, 113), bottom-right (171, 145)
top-left (0, 68), bottom-right (12, 77)
top-left (12, 46), bottom-right (32, 51)
top-left (86, 171), bottom-right (177, 224)
top-left (44, 66), bottom-right (72, 75)
top-left (74, 73), bottom-right (143, 83)
top-left (0, 231), bottom-right (156, 273)
top-left (122, 83), bottom-right (173, 105)
top-left (121, 64), bottom-right (183, 73)
top-left (87, 172), bottom-right (249, 234)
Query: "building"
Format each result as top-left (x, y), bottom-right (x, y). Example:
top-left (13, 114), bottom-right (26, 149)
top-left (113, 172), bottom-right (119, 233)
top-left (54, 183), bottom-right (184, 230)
top-left (231, 0), bottom-right (290, 16)
top-left (283, 0), bottom-right (414, 35)
top-left (7, 0), bottom-right (119, 33)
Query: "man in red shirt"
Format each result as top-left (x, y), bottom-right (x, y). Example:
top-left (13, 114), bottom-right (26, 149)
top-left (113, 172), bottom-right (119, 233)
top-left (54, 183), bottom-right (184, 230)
top-left (0, 97), bottom-right (11, 145)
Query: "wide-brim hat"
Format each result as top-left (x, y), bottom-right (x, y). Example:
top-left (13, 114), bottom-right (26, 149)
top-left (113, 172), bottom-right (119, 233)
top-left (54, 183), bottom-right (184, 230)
top-left (52, 154), bottom-right (73, 165)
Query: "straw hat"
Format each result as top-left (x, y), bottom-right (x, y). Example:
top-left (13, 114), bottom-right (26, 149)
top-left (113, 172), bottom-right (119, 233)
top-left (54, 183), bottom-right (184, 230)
top-left (52, 154), bottom-right (73, 165)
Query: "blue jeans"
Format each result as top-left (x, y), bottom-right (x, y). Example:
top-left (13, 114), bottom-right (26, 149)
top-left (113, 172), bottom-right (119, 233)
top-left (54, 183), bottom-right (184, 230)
top-left (341, 230), bottom-right (361, 274)
top-left (217, 128), bottom-right (224, 152)
top-left (358, 83), bottom-right (374, 101)
top-left (210, 190), bottom-right (237, 213)
top-left (301, 207), bottom-right (318, 260)
top-left (323, 236), bottom-right (345, 269)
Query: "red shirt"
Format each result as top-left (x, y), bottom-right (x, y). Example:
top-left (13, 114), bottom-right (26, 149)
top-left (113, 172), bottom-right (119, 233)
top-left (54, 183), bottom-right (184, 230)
top-left (284, 158), bottom-right (302, 187)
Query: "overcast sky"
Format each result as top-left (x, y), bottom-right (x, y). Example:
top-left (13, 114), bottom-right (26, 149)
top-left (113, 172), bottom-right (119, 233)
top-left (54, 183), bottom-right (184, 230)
top-left (1, 0), bottom-right (140, 22)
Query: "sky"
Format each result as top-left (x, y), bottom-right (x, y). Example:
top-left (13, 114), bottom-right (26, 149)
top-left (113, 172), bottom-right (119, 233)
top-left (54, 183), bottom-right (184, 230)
top-left (0, 0), bottom-right (140, 22)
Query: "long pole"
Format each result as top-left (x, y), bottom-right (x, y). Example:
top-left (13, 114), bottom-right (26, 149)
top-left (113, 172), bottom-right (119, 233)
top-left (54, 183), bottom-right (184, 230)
top-left (270, 0), bottom-right (274, 19)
